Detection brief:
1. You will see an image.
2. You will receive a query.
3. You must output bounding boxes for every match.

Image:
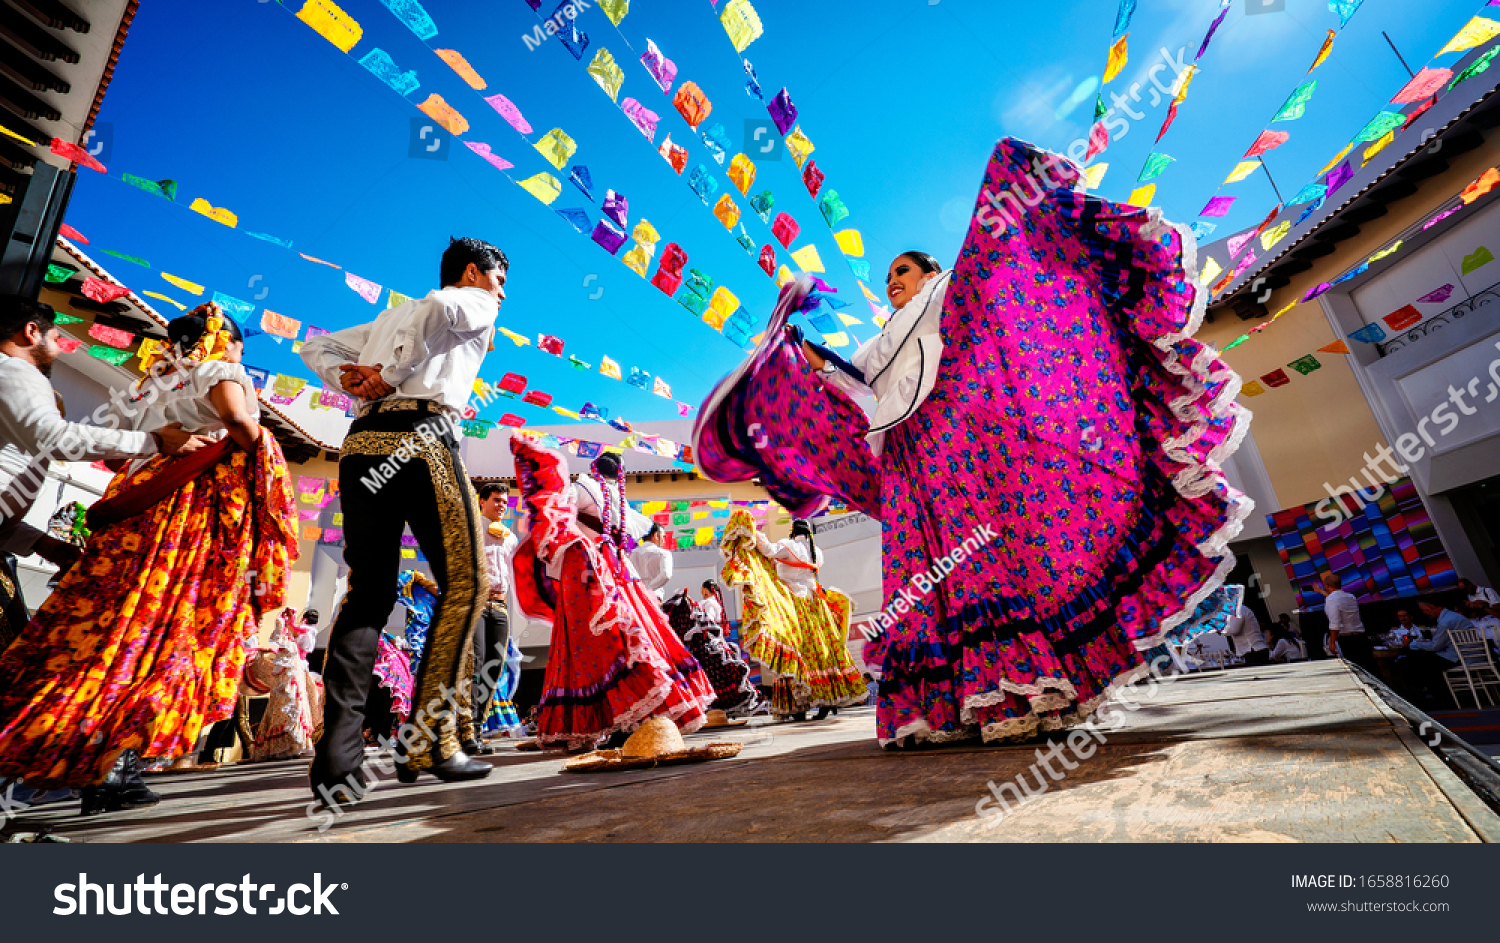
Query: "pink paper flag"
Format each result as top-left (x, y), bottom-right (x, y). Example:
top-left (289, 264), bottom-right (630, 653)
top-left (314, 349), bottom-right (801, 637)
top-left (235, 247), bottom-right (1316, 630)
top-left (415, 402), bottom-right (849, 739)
top-left (1391, 67), bottom-right (1453, 104)
top-left (1226, 228), bottom-right (1257, 259)
top-left (87, 322), bottom-right (134, 348)
top-left (80, 276), bottom-right (130, 303)
top-left (1200, 196), bottom-right (1235, 217)
top-left (484, 93), bottom-right (532, 134)
top-left (345, 272), bottom-right (381, 303)
top-left (464, 141), bottom-right (514, 171)
top-left (1244, 130), bottom-right (1289, 158)
top-left (677, 402), bottom-right (693, 417)
top-left (56, 335), bottom-right (82, 354)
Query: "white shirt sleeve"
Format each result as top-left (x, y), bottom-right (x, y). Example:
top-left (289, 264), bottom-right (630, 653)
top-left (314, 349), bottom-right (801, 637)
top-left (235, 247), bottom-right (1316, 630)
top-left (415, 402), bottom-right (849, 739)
top-left (299, 321), bottom-right (373, 390)
top-left (0, 359), bottom-right (155, 463)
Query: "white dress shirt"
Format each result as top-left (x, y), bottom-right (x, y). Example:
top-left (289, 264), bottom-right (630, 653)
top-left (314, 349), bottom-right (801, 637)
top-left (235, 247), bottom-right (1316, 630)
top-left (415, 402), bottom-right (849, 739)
top-left (1269, 637), bottom-right (1305, 663)
top-left (0, 351), bottom-right (156, 554)
top-left (822, 271), bottom-right (952, 455)
top-left (762, 534), bottom-right (822, 598)
top-left (1467, 585), bottom-right (1500, 607)
top-left (631, 541), bottom-right (673, 599)
top-left (299, 286), bottom-right (499, 415)
top-left (1222, 604), bottom-right (1267, 654)
top-left (1471, 614), bottom-right (1500, 644)
top-left (1324, 589), bottom-right (1365, 634)
top-left (483, 519), bottom-right (517, 599)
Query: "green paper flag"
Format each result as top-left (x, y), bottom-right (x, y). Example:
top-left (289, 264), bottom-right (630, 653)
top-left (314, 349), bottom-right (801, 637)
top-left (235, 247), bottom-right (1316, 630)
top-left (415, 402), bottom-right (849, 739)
top-left (99, 249), bottom-right (150, 267)
top-left (1450, 44), bottom-right (1500, 89)
top-left (1223, 335), bottom-right (1249, 351)
top-left (1138, 152), bottom-right (1174, 182)
top-left (1094, 95), bottom-right (1107, 122)
top-left (44, 264), bottom-right (76, 284)
top-left (120, 174), bottom-right (177, 201)
top-left (87, 344), bottom-right (132, 365)
top-left (1288, 354), bottom-right (1322, 375)
top-left (568, 355), bottom-right (592, 370)
top-left (53, 312), bottom-right (83, 325)
top-left (1352, 111), bottom-right (1404, 143)
top-left (1272, 80), bottom-right (1317, 121)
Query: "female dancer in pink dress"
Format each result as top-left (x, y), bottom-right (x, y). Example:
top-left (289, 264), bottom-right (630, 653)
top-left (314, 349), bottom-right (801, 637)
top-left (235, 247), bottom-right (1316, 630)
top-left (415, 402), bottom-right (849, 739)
top-left (510, 436), bottom-right (715, 749)
top-left (695, 138), bottom-right (1250, 747)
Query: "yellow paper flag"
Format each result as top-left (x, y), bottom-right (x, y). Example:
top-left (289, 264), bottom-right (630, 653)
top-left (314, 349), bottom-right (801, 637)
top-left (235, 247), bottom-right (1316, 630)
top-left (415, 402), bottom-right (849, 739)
top-left (1438, 16), bottom-right (1500, 56)
top-left (622, 242), bottom-right (654, 276)
top-left (728, 154), bottom-right (757, 194)
top-left (296, 0), bottom-right (362, 53)
top-left (776, 265), bottom-right (795, 288)
top-left (1126, 185), bottom-right (1154, 207)
top-left (189, 198), bottom-right (236, 227)
top-left (497, 326), bottom-right (530, 347)
top-left (1082, 163), bottom-right (1108, 190)
top-left (600, 0), bottom-right (629, 26)
top-left (720, 0), bottom-right (763, 53)
top-left (586, 48), bottom-right (626, 102)
top-left (708, 286), bottom-right (740, 322)
top-left (632, 219), bottom-right (660, 246)
top-left (518, 172), bottom-right (562, 204)
top-left (1363, 130), bottom-right (1395, 165)
top-left (834, 230), bottom-right (864, 256)
top-left (1224, 160), bottom-right (1261, 184)
top-left (1317, 144), bottom-right (1353, 177)
top-left (387, 290), bottom-right (412, 309)
top-left (534, 128), bottom-right (577, 169)
top-left (600, 355), bottom-right (622, 380)
top-left (142, 291), bottom-right (186, 310)
top-left (553, 406), bottom-right (582, 419)
top-left (859, 281), bottom-right (881, 303)
top-left (837, 313), bottom-right (864, 326)
top-left (791, 244), bottom-right (824, 273)
top-left (713, 193), bottom-right (740, 229)
top-left (1308, 29), bottom-right (1334, 72)
top-left (1198, 257), bottom-right (1223, 287)
top-left (694, 527), bottom-right (714, 546)
top-left (1240, 381), bottom-right (1266, 397)
top-left (1104, 34), bottom-right (1129, 83)
top-left (821, 331), bottom-right (850, 347)
top-left (785, 126), bottom-right (815, 169)
top-left (1260, 221), bottom-right (1292, 251)
top-left (161, 273), bottom-right (204, 296)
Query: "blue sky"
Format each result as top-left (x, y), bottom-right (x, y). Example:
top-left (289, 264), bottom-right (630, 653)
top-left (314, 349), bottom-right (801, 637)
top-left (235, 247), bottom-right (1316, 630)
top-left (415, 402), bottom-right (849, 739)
top-left (63, 0), bottom-right (1487, 426)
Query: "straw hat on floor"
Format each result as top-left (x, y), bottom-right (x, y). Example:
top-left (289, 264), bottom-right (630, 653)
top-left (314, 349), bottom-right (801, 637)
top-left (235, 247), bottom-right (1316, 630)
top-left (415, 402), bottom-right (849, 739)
top-left (702, 709), bottom-right (748, 729)
top-left (562, 717), bottom-right (743, 772)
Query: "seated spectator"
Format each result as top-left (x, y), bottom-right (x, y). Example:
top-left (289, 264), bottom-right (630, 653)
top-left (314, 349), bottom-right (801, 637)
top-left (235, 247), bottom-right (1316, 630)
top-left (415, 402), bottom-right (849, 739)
top-left (1383, 607), bottom-right (1420, 647)
top-left (1393, 598), bottom-right (1469, 706)
top-left (1458, 577), bottom-right (1500, 617)
top-left (1221, 593), bottom-right (1269, 667)
top-left (1275, 612), bottom-right (1301, 643)
top-left (1267, 625), bottom-right (1306, 663)
top-left (1461, 599), bottom-right (1500, 646)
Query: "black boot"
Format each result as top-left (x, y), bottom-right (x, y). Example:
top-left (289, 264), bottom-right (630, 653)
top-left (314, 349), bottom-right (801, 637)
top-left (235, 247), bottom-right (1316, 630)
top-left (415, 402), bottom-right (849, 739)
top-left (394, 749), bottom-right (491, 784)
top-left (80, 750), bottom-right (159, 816)
top-left (460, 737), bottom-right (495, 756)
top-left (813, 706), bottom-right (832, 721)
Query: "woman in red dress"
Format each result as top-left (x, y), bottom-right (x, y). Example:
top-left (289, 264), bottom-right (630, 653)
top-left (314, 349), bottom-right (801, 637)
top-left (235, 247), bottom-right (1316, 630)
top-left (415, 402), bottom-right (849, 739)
top-left (510, 435), bottom-right (714, 749)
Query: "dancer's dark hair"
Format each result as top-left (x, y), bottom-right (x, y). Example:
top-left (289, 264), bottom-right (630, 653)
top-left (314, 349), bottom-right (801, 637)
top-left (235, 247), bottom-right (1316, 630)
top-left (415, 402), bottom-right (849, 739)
top-left (592, 452), bottom-right (621, 480)
top-left (790, 518), bottom-right (817, 563)
top-left (644, 523), bottom-right (661, 541)
top-left (440, 236), bottom-right (509, 286)
top-left (168, 309), bottom-right (242, 350)
top-left (476, 482), bottom-right (509, 501)
top-left (897, 251), bottom-right (943, 274)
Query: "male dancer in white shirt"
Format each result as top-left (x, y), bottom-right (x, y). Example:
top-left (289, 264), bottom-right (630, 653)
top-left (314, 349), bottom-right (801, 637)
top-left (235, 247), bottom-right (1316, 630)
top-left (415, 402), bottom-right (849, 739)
top-left (470, 481), bottom-right (517, 755)
top-left (301, 238), bottom-right (506, 804)
top-left (0, 295), bottom-right (204, 646)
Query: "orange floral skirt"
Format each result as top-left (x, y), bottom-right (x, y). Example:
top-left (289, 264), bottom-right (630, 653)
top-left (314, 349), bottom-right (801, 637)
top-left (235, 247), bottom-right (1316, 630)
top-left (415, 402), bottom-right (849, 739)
top-left (0, 430), bottom-right (297, 788)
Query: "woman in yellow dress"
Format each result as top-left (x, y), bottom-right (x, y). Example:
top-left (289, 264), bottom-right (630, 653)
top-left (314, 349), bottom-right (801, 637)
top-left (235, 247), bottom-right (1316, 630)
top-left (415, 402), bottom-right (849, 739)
top-left (0, 303), bottom-right (298, 812)
top-left (719, 513), bottom-right (865, 720)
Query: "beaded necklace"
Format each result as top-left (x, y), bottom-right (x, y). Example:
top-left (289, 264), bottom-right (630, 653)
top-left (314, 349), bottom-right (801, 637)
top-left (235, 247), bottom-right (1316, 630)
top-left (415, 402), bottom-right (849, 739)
top-left (589, 456), bottom-right (629, 572)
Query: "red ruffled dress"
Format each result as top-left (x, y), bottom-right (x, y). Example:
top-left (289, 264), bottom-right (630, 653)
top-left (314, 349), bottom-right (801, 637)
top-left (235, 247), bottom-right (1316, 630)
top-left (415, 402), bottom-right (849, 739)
top-left (510, 436), bottom-right (715, 749)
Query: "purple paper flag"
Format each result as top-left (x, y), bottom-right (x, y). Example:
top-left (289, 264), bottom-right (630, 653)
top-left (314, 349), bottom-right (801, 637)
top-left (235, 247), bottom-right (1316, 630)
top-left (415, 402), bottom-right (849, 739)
top-left (602, 189), bottom-right (628, 227)
top-left (768, 88), bottom-right (798, 135)
top-left (591, 219), bottom-right (627, 254)
top-left (1196, 0), bottom-right (1230, 60)
top-left (464, 141), bottom-right (513, 171)
top-left (622, 98), bottom-right (659, 141)
top-left (1201, 196), bottom-right (1235, 217)
top-left (345, 272), bottom-right (381, 303)
top-left (1416, 284), bottom-right (1454, 304)
top-left (1226, 228), bottom-right (1257, 259)
top-left (484, 92), bottom-right (532, 134)
top-left (1326, 160), bottom-right (1354, 196)
top-left (641, 39), bottom-right (677, 92)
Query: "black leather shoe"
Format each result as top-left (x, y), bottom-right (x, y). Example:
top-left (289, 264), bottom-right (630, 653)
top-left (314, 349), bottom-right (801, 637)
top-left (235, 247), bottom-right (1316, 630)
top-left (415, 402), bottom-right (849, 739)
top-left (80, 750), bottom-right (161, 816)
top-left (460, 739), bottom-right (495, 756)
top-left (395, 750), bottom-right (491, 784)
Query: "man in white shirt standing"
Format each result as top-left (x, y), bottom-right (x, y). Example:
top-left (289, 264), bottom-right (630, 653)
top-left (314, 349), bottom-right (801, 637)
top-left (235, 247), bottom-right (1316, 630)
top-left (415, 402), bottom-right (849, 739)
top-left (0, 295), bottom-right (204, 646)
top-left (1322, 571), bottom-right (1374, 673)
top-left (301, 238), bottom-right (507, 804)
top-left (631, 524), bottom-right (673, 601)
top-left (470, 481), bottom-right (517, 755)
top-left (1221, 591), bottom-right (1269, 666)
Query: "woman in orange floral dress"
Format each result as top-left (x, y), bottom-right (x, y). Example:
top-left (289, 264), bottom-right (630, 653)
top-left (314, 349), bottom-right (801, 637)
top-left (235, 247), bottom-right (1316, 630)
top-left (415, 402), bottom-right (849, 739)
top-left (0, 303), bottom-right (298, 809)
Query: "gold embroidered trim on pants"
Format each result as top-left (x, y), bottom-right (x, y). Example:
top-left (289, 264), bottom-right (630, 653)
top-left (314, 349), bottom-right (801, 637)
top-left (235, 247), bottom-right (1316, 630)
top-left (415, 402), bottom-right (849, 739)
top-left (340, 429), bottom-right (490, 767)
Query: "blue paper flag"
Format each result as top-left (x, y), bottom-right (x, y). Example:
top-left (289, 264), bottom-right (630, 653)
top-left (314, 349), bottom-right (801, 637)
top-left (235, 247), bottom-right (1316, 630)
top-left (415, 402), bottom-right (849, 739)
top-left (555, 208), bottom-right (591, 234)
top-left (569, 165), bottom-right (594, 201)
top-left (381, 0), bottom-right (438, 40)
top-left (1348, 322), bottom-right (1387, 344)
top-left (1113, 0), bottom-right (1137, 37)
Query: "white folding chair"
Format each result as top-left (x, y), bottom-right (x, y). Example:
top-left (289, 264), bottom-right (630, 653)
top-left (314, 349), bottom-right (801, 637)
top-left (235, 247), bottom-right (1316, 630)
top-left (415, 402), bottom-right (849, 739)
top-left (1443, 627), bottom-right (1500, 709)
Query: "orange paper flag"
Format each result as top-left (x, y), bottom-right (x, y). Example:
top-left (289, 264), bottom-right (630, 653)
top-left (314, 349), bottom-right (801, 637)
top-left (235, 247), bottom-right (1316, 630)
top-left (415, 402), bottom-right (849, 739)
top-left (1318, 339), bottom-right (1351, 355)
top-left (435, 49), bottom-right (486, 89)
top-left (417, 94), bottom-right (469, 136)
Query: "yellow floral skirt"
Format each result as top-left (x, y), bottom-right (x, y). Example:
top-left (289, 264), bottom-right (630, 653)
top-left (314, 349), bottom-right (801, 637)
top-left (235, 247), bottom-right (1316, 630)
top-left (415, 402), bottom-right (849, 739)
top-left (0, 431), bottom-right (297, 788)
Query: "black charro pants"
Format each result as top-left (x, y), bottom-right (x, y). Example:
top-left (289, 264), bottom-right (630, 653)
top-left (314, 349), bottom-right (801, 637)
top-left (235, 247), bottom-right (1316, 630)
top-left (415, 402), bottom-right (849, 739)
top-left (310, 407), bottom-right (489, 792)
top-left (470, 604), bottom-right (511, 735)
